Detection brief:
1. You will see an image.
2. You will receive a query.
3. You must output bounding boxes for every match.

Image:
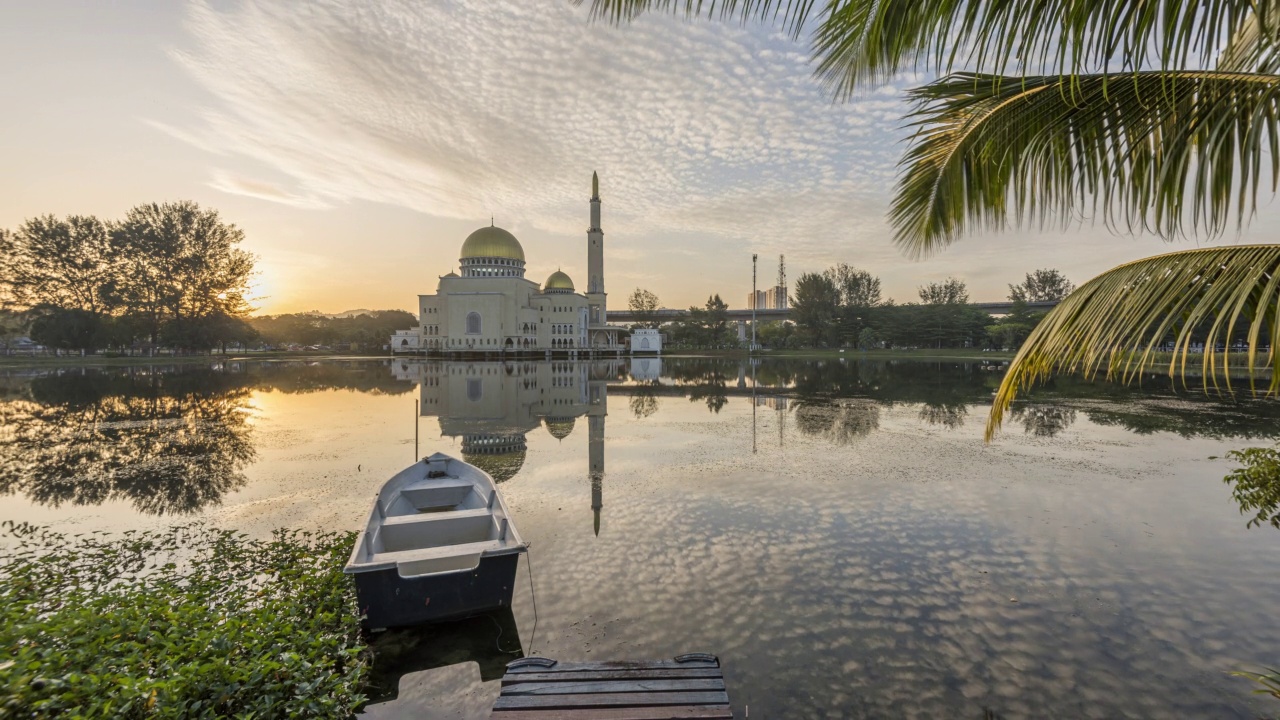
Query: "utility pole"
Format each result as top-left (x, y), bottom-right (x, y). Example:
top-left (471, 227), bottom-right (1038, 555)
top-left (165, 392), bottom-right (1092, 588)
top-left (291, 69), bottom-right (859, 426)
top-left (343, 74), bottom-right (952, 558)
top-left (751, 254), bottom-right (758, 352)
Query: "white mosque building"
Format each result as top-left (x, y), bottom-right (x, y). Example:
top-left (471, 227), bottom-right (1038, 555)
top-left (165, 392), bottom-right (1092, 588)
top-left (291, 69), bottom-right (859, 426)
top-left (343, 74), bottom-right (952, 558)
top-left (391, 173), bottom-right (625, 355)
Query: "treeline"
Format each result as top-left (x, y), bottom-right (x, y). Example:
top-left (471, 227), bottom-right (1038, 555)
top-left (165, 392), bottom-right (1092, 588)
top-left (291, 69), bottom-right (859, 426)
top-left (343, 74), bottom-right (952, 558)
top-left (0, 201), bottom-right (255, 353)
top-left (248, 311), bottom-right (417, 351)
top-left (773, 266), bottom-right (1073, 350)
top-left (626, 268), bottom-right (1076, 350)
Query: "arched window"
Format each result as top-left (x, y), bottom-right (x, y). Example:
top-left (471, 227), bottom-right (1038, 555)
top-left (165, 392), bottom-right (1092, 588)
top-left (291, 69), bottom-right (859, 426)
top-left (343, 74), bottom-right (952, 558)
top-left (466, 312), bottom-right (481, 335)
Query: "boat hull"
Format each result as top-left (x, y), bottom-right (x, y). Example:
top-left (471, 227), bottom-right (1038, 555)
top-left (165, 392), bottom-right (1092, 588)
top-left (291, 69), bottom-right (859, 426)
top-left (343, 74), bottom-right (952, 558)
top-left (353, 552), bottom-right (520, 630)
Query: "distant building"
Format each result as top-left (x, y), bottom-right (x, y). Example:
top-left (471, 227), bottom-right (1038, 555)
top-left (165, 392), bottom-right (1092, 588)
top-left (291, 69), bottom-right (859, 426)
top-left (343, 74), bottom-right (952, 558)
top-left (392, 173), bottom-right (625, 355)
top-left (630, 328), bottom-right (662, 354)
top-left (745, 286), bottom-right (788, 310)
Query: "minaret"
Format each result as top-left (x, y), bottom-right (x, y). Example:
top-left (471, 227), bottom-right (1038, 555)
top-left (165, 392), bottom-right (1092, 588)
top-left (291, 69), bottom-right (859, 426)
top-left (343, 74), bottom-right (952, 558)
top-left (588, 375), bottom-right (606, 536)
top-left (587, 172), bottom-right (606, 330)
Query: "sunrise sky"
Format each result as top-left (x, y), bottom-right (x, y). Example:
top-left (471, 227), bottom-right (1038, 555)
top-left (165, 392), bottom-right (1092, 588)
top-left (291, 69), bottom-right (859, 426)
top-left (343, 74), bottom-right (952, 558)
top-left (4, 1), bottom-right (1277, 315)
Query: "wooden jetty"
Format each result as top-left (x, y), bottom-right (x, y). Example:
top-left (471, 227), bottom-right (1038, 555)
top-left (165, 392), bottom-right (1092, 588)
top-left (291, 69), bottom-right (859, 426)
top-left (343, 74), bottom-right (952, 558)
top-left (489, 653), bottom-right (733, 719)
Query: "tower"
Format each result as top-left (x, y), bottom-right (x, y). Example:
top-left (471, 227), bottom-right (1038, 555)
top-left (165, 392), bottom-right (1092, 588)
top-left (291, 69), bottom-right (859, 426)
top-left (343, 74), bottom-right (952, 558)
top-left (587, 171), bottom-right (606, 330)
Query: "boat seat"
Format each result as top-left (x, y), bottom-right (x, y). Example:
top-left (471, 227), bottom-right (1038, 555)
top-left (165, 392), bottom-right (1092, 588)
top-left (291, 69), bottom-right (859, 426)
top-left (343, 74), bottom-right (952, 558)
top-left (394, 478), bottom-right (476, 512)
top-left (381, 507), bottom-right (491, 526)
top-left (367, 539), bottom-right (513, 568)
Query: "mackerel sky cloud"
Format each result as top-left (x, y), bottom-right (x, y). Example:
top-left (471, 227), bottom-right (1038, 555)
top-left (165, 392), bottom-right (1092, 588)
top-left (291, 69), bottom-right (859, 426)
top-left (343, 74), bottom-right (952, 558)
top-left (171, 0), bottom-right (901, 259)
top-left (2, 1), bottom-right (1273, 312)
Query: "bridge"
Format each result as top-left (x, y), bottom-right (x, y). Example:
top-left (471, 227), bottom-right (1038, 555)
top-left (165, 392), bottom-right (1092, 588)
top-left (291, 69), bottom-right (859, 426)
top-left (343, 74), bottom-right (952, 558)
top-left (607, 300), bottom-right (1059, 324)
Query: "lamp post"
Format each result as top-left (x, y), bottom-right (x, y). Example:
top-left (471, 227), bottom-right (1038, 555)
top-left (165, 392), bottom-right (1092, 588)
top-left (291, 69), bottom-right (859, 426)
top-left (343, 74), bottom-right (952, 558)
top-left (751, 253), bottom-right (757, 352)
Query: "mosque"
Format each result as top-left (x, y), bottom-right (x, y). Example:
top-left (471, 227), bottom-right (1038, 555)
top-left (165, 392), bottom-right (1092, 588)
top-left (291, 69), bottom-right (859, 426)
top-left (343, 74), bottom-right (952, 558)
top-left (391, 173), bottom-right (626, 355)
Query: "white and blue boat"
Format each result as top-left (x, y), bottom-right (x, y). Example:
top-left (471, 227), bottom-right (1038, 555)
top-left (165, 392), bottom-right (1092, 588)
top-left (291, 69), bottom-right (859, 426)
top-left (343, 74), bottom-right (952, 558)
top-left (344, 452), bottom-right (527, 630)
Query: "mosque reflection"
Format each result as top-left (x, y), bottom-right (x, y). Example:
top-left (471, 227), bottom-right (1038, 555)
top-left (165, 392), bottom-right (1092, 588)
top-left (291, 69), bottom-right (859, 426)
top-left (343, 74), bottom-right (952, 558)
top-left (393, 359), bottom-right (627, 536)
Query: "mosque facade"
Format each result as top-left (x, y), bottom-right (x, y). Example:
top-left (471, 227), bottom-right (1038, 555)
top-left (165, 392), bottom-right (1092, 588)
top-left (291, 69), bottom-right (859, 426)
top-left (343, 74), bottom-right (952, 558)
top-left (391, 173), bottom-right (625, 355)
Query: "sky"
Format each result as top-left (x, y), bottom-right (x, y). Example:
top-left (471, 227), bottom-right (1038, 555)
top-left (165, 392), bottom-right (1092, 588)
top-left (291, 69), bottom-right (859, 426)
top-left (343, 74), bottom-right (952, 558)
top-left (3, 0), bottom-right (1277, 315)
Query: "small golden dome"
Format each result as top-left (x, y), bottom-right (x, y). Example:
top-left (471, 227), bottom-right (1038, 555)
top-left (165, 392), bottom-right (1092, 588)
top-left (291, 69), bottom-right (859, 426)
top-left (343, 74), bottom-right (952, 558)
top-left (460, 225), bottom-right (525, 262)
top-left (544, 270), bottom-right (574, 292)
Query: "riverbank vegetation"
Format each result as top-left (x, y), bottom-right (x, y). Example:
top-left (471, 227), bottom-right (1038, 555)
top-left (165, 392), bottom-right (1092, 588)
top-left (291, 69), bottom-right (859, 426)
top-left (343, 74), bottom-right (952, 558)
top-left (0, 203), bottom-right (256, 355)
top-left (0, 523), bottom-right (368, 717)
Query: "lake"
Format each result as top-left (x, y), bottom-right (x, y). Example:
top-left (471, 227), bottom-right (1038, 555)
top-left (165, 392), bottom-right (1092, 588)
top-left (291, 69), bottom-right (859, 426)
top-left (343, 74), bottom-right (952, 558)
top-left (1, 356), bottom-right (1278, 718)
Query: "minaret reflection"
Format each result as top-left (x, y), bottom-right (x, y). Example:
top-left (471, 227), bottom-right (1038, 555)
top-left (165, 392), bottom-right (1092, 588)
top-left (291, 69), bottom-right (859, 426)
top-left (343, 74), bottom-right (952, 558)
top-left (395, 359), bottom-right (622, 536)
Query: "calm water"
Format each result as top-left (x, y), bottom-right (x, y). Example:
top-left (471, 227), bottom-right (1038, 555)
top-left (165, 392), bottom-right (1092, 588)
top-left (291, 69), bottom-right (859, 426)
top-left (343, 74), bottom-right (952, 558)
top-left (2, 357), bottom-right (1279, 719)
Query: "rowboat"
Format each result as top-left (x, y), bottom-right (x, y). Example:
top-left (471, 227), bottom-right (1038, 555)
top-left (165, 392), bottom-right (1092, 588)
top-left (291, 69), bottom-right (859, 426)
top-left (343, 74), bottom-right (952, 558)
top-left (344, 452), bottom-right (527, 630)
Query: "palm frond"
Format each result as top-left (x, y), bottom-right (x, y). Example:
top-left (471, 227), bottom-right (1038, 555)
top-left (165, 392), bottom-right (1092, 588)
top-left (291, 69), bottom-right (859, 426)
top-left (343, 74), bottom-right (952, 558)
top-left (892, 71), bottom-right (1280, 258)
top-left (584, 1), bottom-right (1270, 95)
top-left (1218, 1), bottom-right (1280, 73)
top-left (985, 245), bottom-right (1280, 441)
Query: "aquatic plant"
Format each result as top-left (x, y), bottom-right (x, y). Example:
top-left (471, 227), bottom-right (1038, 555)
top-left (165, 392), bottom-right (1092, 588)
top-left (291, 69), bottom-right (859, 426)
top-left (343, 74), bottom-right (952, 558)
top-left (1231, 667), bottom-right (1280, 701)
top-left (0, 522), bottom-right (367, 718)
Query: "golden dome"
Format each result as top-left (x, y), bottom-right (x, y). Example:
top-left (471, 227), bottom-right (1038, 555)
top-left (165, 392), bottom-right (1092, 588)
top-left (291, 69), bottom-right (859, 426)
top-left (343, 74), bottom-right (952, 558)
top-left (460, 225), bottom-right (525, 262)
top-left (544, 270), bottom-right (574, 292)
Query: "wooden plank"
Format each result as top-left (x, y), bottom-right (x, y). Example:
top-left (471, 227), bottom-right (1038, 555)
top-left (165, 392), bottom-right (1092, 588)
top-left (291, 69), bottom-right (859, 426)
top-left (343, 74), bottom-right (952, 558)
top-left (492, 691), bottom-right (730, 710)
top-left (505, 659), bottom-right (718, 674)
top-left (502, 668), bottom-right (723, 685)
top-left (490, 706), bottom-right (733, 720)
top-left (503, 678), bottom-right (726, 696)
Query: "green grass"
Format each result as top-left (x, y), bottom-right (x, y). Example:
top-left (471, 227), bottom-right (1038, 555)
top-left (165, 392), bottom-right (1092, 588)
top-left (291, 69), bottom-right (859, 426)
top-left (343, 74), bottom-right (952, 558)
top-left (0, 523), bottom-right (368, 718)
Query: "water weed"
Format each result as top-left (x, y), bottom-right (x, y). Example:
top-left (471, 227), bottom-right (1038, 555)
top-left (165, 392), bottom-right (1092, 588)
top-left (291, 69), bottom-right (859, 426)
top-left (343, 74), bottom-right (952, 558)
top-left (0, 522), bottom-right (368, 718)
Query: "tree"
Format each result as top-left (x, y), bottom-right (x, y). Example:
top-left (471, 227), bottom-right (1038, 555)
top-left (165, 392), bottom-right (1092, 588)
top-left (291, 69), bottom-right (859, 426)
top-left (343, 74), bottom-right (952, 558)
top-left (791, 273), bottom-right (840, 346)
top-left (0, 215), bottom-right (115, 314)
top-left (704, 294), bottom-right (730, 346)
top-left (918, 278), bottom-right (968, 306)
top-left (824, 263), bottom-right (881, 308)
top-left (1009, 269), bottom-right (1075, 303)
top-left (109, 201), bottom-right (255, 347)
top-left (29, 308), bottom-right (107, 353)
top-left (588, 1), bottom-right (1280, 442)
top-left (628, 287), bottom-right (660, 329)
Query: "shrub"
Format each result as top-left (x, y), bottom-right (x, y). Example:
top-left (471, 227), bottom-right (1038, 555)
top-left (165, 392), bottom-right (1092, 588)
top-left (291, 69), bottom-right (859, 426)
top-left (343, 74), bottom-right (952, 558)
top-left (1, 523), bottom-right (368, 718)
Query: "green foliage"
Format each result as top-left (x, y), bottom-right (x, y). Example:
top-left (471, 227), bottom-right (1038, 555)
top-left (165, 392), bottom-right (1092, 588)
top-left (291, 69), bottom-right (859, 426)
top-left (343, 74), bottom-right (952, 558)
top-left (1009, 269), bottom-right (1075, 303)
top-left (1231, 666), bottom-right (1280, 701)
top-left (824, 263), bottom-right (881, 308)
top-left (28, 308), bottom-right (108, 352)
top-left (627, 288), bottom-right (661, 329)
top-left (1223, 445), bottom-right (1280, 528)
top-left (665, 295), bottom-right (732, 348)
top-left (988, 246), bottom-right (1280, 440)
top-left (0, 523), bottom-right (368, 718)
top-left (249, 310), bottom-right (417, 351)
top-left (1, 202), bottom-right (257, 353)
top-left (918, 277), bottom-right (969, 305)
top-left (791, 272), bottom-right (841, 346)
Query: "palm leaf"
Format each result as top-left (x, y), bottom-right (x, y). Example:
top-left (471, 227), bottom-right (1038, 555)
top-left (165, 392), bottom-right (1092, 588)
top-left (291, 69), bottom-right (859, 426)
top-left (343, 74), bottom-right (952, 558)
top-left (985, 245), bottom-right (1280, 441)
top-left (892, 71), bottom-right (1280, 258)
top-left (584, 1), bottom-right (1269, 95)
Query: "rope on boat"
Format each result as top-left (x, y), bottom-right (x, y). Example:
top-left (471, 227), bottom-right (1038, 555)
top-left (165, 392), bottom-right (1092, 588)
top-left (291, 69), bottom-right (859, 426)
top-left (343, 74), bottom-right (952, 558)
top-left (524, 547), bottom-right (539, 655)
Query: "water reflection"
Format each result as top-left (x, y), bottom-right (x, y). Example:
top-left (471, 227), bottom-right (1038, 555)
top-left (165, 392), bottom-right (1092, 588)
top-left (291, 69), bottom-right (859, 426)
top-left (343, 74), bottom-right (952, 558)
top-left (0, 370), bottom-right (255, 515)
top-left (0, 362), bottom-right (414, 516)
top-left (394, 360), bottom-right (627, 535)
top-left (362, 608), bottom-right (522, 712)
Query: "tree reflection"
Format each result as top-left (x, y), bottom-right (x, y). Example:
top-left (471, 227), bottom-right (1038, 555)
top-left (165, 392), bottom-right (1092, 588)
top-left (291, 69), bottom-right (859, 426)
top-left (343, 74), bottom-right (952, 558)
top-left (0, 370), bottom-right (255, 515)
top-left (628, 383), bottom-right (659, 419)
top-left (1009, 403), bottom-right (1077, 437)
top-left (918, 401), bottom-right (968, 429)
top-left (794, 399), bottom-right (880, 445)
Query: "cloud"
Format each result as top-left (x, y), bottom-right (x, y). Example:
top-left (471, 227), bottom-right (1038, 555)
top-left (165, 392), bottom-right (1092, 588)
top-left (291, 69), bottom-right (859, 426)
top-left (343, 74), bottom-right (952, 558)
top-left (208, 169), bottom-right (330, 209)
top-left (168, 0), bottom-right (909, 267)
